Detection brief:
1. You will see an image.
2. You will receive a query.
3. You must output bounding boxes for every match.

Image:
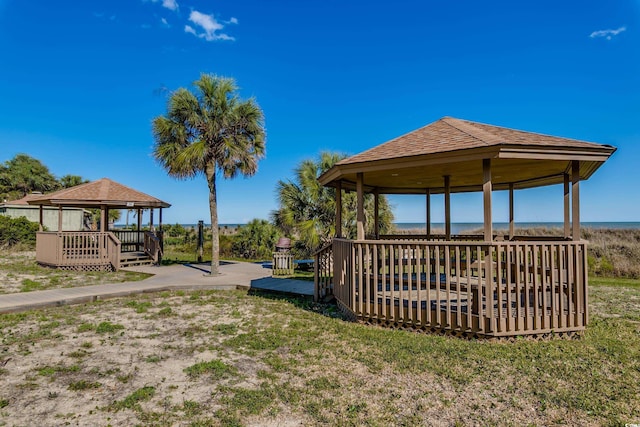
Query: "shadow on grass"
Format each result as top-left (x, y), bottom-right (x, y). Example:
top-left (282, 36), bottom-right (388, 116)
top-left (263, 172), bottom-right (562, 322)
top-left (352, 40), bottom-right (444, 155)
top-left (247, 288), bottom-right (346, 321)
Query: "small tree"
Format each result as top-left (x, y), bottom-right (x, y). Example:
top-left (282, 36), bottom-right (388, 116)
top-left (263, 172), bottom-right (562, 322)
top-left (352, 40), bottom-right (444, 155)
top-left (152, 74), bottom-right (266, 275)
top-left (0, 154), bottom-right (60, 200)
top-left (273, 152), bottom-right (393, 257)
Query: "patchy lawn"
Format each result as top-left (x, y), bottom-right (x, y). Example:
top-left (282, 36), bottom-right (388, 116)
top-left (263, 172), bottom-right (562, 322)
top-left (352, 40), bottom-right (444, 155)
top-left (0, 276), bottom-right (638, 426)
top-left (0, 251), bottom-right (150, 294)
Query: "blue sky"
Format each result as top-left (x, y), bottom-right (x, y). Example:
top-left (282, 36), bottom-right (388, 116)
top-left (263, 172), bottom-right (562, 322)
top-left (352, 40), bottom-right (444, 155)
top-left (0, 0), bottom-right (638, 225)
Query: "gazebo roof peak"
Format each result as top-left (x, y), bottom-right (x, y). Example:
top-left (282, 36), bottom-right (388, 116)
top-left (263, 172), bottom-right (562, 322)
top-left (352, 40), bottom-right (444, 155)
top-left (336, 116), bottom-right (614, 167)
top-left (27, 177), bottom-right (171, 209)
top-left (319, 116), bottom-right (616, 194)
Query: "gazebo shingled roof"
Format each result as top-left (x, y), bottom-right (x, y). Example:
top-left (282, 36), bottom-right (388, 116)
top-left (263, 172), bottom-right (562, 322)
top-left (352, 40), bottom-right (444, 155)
top-left (26, 178), bottom-right (171, 209)
top-left (319, 117), bottom-right (616, 194)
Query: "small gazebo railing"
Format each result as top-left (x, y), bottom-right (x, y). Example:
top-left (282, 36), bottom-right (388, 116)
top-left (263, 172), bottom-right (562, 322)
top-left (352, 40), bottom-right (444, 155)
top-left (36, 231), bottom-right (121, 272)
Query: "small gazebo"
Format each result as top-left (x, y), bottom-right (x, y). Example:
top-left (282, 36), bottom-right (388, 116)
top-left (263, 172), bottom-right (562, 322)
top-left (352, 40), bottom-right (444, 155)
top-left (314, 117), bottom-right (616, 338)
top-left (28, 178), bottom-right (171, 271)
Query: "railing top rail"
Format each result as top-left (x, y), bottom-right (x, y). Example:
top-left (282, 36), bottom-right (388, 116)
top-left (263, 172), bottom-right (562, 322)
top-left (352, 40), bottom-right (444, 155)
top-left (313, 241), bottom-right (334, 257)
top-left (347, 238), bottom-right (586, 246)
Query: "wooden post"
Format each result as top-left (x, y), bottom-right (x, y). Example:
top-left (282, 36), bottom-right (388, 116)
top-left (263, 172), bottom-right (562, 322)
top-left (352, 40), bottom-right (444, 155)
top-left (137, 208), bottom-right (142, 251)
top-left (564, 173), bottom-right (570, 239)
top-left (58, 206), bottom-right (63, 232)
top-left (335, 181), bottom-right (342, 238)
top-left (197, 220), bottom-right (204, 263)
top-left (444, 176), bottom-right (451, 240)
top-left (100, 207), bottom-right (106, 232)
top-left (150, 209), bottom-right (154, 232)
top-left (426, 188), bottom-right (431, 240)
top-left (483, 159), bottom-right (493, 242)
top-left (159, 207), bottom-right (164, 256)
top-left (572, 161), bottom-right (580, 240)
top-left (374, 189), bottom-right (380, 239)
top-left (38, 205), bottom-right (44, 231)
top-left (509, 183), bottom-right (514, 240)
top-left (356, 173), bottom-right (365, 240)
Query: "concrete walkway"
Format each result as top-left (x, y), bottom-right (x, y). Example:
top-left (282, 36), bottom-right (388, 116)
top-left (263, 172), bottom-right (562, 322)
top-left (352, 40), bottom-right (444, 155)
top-left (0, 261), bottom-right (314, 314)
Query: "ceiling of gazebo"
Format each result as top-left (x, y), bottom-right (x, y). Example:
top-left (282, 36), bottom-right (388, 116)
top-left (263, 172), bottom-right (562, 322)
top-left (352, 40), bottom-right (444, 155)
top-left (26, 178), bottom-right (171, 209)
top-left (319, 117), bottom-right (616, 194)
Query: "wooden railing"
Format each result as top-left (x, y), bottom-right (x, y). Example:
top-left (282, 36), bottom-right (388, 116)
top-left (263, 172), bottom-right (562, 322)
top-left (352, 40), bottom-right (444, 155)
top-left (36, 231), bottom-right (121, 271)
top-left (143, 231), bottom-right (162, 264)
top-left (314, 243), bottom-right (334, 301)
top-left (272, 252), bottom-right (294, 276)
top-left (380, 234), bottom-right (485, 241)
top-left (330, 238), bottom-right (588, 337)
top-left (112, 230), bottom-right (144, 252)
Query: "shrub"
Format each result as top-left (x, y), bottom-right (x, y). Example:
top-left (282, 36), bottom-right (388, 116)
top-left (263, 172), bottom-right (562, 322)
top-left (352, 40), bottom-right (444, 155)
top-left (0, 215), bottom-right (40, 248)
top-left (231, 219), bottom-right (279, 260)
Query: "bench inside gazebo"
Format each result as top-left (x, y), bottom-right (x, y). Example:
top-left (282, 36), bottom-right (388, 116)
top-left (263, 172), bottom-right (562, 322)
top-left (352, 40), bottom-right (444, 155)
top-left (313, 117), bottom-right (616, 338)
top-left (27, 178), bottom-right (171, 271)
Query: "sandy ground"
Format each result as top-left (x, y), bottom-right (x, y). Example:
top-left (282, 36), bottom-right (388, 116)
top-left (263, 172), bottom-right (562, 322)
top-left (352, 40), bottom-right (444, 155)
top-left (1, 253), bottom-right (637, 426)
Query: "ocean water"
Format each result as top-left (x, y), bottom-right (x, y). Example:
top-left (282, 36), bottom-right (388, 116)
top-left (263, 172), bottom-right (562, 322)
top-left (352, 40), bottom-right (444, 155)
top-left (122, 222), bottom-right (640, 232)
top-left (393, 222), bottom-right (640, 234)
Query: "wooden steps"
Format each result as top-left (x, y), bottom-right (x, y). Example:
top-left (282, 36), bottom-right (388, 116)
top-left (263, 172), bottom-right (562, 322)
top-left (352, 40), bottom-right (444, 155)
top-left (120, 251), bottom-right (155, 268)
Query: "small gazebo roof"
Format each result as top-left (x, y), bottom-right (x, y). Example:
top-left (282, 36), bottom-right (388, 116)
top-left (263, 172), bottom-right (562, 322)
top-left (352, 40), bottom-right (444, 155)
top-left (26, 178), bottom-right (171, 209)
top-left (319, 117), bottom-right (616, 194)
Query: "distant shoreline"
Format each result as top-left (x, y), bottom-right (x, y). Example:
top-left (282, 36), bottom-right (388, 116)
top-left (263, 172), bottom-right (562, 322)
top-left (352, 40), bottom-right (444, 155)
top-left (115, 221), bottom-right (640, 232)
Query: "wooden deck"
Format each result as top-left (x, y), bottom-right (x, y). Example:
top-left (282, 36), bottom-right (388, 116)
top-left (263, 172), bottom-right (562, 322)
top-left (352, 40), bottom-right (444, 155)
top-left (315, 236), bottom-right (588, 338)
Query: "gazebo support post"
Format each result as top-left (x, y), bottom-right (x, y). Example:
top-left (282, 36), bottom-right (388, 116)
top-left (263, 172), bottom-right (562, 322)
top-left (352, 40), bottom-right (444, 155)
top-left (58, 206), bottom-right (63, 232)
top-left (572, 160), bottom-right (580, 240)
top-left (509, 183), bottom-right (514, 240)
top-left (150, 209), bottom-right (154, 231)
top-left (374, 189), bottom-right (380, 239)
top-left (335, 181), bottom-right (342, 238)
top-left (564, 173), bottom-right (570, 239)
top-left (483, 159), bottom-right (493, 242)
top-left (426, 188), bottom-right (431, 240)
top-left (38, 205), bottom-right (44, 231)
top-left (137, 208), bottom-right (142, 251)
top-left (444, 176), bottom-right (451, 240)
top-left (356, 173), bottom-right (365, 240)
top-left (99, 207), bottom-right (106, 232)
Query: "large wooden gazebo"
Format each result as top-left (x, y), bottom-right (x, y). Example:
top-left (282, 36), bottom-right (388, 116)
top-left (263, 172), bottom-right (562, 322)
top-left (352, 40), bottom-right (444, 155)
top-left (28, 178), bottom-right (171, 271)
top-left (314, 117), bottom-right (616, 338)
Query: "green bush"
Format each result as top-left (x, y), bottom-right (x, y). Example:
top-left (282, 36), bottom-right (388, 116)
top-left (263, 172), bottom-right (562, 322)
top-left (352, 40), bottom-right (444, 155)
top-left (0, 216), bottom-right (40, 248)
top-left (231, 219), bottom-right (279, 260)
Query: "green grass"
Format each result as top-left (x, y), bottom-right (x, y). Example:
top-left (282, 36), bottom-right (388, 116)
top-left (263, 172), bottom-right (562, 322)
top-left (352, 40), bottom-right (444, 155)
top-left (184, 359), bottom-right (237, 379)
top-left (68, 380), bottom-right (101, 391)
top-left (590, 276), bottom-right (640, 288)
top-left (110, 386), bottom-right (156, 411)
top-left (95, 321), bottom-right (125, 334)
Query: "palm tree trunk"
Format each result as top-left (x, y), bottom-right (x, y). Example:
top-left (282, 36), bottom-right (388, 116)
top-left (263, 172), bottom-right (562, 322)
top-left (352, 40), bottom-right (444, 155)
top-left (206, 163), bottom-right (220, 275)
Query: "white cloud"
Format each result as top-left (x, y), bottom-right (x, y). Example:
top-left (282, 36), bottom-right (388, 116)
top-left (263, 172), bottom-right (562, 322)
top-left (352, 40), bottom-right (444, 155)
top-left (162, 0), bottom-right (178, 11)
top-left (185, 10), bottom-right (235, 41)
top-left (590, 26), bottom-right (626, 40)
top-left (229, 17), bottom-right (238, 25)
top-left (146, 0), bottom-right (178, 11)
top-left (161, 17), bottom-right (169, 27)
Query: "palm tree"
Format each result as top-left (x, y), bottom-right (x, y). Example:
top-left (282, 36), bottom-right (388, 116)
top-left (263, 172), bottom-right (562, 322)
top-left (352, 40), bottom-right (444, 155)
top-left (152, 74), bottom-right (266, 275)
top-left (273, 152), bottom-right (393, 257)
